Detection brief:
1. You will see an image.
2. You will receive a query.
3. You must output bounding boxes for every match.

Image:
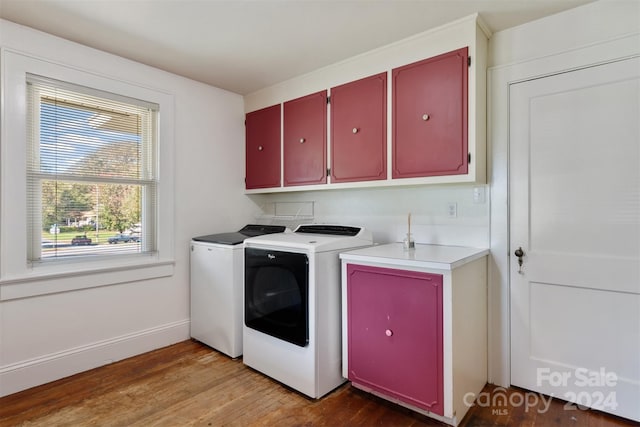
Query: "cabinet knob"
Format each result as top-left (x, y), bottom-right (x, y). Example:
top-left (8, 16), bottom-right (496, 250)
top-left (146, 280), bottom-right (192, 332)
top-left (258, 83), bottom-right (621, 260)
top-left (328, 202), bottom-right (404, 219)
top-left (299, 138), bottom-right (306, 144)
top-left (352, 127), bottom-right (359, 134)
top-left (257, 145), bottom-right (263, 151)
top-left (385, 329), bottom-right (393, 337)
top-left (422, 114), bottom-right (430, 121)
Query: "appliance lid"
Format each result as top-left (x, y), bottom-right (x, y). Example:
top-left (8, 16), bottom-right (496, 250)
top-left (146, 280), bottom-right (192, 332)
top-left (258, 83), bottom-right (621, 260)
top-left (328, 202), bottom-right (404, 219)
top-left (239, 224), bottom-right (288, 237)
top-left (192, 224), bottom-right (287, 245)
top-left (295, 224), bottom-right (361, 236)
top-left (244, 224), bottom-right (373, 252)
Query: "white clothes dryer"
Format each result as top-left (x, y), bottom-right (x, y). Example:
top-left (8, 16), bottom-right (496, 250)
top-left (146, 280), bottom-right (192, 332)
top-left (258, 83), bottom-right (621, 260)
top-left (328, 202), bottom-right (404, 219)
top-left (243, 224), bottom-right (373, 398)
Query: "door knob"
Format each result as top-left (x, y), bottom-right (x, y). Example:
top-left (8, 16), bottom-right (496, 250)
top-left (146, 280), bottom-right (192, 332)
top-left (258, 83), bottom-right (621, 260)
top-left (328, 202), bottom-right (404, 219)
top-left (514, 247), bottom-right (525, 274)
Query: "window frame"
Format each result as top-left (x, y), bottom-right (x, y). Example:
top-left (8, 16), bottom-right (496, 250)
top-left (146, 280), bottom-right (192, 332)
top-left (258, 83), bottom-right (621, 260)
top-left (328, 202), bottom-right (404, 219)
top-left (0, 50), bottom-right (175, 300)
top-left (26, 75), bottom-right (159, 263)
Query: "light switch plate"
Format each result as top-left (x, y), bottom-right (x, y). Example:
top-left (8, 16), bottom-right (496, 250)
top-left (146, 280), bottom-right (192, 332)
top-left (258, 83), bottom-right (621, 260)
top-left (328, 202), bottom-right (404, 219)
top-left (473, 186), bottom-right (486, 204)
top-left (447, 202), bottom-right (457, 218)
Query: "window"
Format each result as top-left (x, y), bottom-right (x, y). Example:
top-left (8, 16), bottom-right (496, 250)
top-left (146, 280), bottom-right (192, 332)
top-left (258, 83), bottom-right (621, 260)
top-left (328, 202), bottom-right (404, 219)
top-left (1, 51), bottom-right (174, 297)
top-left (26, 75), bottom-right (158, 262)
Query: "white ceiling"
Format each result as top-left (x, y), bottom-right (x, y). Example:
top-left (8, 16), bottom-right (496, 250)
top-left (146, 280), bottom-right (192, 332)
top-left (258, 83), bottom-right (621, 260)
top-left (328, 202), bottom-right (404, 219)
top-left (0, 0), bottom-right (595, 95)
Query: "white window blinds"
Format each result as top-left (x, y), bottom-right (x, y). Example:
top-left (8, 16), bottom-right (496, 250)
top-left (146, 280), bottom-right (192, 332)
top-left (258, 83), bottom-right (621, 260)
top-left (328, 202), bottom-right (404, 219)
top-left (26, 74), bottom-right (159, 261)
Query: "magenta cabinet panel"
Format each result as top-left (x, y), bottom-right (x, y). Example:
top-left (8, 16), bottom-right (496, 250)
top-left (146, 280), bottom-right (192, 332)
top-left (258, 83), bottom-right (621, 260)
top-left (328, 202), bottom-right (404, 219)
top-left (392, 47), bottom-right (468, 179)
top-left (283, 91), bottom-right (327, 186)
top-left (346, 264), bottom-right (444, 415)
top-left (330, 73), bottom-right (387, 183)
top-left (245, 104), bottom-right (281, 189)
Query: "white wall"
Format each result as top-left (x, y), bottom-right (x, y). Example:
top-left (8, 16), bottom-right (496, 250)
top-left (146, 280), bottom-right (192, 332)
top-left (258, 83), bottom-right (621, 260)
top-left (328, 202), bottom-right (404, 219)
top-left (0, 19), bottom-right (255, 396)
top-left (487, 0), bottom-right (640, 387)
top-left (249, 184), bottom-right (489, 249)
top-left (488, 0), bottom-right (640, 67)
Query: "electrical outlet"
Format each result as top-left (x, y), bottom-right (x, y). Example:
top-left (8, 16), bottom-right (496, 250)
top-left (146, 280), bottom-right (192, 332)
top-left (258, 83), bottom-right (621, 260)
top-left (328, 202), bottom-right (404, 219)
top-left (447, 202), bottom-right (457, 218)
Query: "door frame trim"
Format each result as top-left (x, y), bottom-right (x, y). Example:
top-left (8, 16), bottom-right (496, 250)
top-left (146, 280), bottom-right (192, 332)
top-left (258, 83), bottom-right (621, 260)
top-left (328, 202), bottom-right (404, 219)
top-left (487, 33), bottom-right (640, 387)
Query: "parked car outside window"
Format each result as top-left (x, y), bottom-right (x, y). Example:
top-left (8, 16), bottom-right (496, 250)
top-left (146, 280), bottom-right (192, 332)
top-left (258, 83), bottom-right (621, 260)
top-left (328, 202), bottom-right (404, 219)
top-left (108, 234), bottom-right (139, 244)
top-left (71, 235), bottom-right (92, 245)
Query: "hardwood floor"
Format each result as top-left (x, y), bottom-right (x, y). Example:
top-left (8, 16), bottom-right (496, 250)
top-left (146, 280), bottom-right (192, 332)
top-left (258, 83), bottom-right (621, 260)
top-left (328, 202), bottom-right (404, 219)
top-left (1, 340), bottom-right (637, 427)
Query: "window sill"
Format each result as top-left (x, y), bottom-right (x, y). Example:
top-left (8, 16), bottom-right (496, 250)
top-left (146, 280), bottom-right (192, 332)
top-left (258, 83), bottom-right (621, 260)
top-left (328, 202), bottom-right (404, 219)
top-left (0, 258), bottom-right (175, 301)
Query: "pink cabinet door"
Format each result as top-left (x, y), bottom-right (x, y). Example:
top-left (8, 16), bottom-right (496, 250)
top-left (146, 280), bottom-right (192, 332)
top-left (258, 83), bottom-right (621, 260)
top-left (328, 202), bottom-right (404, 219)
top-left (392, 47), bottom-right (468, 179)
top-left (330, 73), bottom-right (387, 183)
top-left (283, 91), bottom-right (327, 186)
top-left (245, 104), bottom-right (281, 189)
top-left (346, 264), bottom-right (444, 415)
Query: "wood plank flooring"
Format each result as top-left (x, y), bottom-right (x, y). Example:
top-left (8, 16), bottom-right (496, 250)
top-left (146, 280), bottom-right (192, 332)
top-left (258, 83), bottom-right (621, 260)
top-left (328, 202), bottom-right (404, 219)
top-left (1, 340), bottom-right (637, 426)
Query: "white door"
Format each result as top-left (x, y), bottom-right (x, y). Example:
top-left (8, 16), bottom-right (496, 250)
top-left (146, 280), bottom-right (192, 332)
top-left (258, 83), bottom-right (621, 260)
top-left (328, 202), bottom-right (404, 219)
top-left (509, 57), bottom-right (640, 422)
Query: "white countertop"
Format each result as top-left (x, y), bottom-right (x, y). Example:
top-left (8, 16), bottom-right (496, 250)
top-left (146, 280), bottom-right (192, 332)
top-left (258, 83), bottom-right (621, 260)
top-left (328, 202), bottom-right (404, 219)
top-left (339, 243), bottom-right (489, 271)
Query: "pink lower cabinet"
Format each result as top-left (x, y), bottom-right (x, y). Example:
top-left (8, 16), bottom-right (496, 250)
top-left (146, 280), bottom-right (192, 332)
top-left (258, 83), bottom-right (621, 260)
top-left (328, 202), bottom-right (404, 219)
top-left (346, 265), bottom-right (444, 414)
top-left (340, 243), bottom-right (488, 426)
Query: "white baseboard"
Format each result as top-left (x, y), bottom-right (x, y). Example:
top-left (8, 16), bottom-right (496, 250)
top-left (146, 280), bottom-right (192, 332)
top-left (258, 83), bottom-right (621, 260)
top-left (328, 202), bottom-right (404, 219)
top-left (0, 319), bottom-right (190, 397)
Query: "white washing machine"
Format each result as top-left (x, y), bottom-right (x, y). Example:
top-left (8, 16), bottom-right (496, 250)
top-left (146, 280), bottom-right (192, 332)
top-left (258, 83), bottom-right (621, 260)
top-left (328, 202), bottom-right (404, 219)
top-left (190, 224), bottom-right (287, 358)
top-left (243, 224), bottom-right (373, 398)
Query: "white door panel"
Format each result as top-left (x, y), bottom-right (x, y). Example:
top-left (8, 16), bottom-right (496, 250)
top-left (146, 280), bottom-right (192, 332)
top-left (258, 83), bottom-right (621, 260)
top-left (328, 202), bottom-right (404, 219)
top-left (510, 57), bottom-right (640, 422)
top-left (529, 283), bottom-right (639, 373)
